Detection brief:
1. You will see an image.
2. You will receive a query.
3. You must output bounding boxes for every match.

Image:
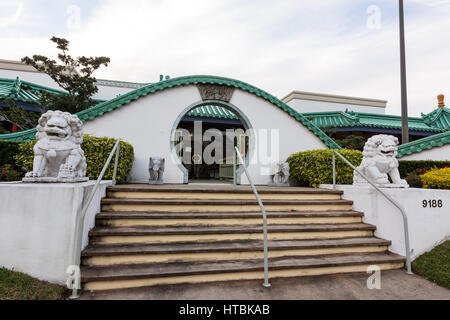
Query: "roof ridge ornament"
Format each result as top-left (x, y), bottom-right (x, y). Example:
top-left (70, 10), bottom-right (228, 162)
top-left (11, 76), bottom-right (21, 96)
top-left (438, 94), bottom-right (445, 108)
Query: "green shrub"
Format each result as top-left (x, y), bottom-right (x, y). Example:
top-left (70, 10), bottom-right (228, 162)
top-left (0, 141), bottom-right (21, 169)
top-left (287, 149), bottom-right (363, 188)
top-left (398, 160), bottom-right (450, 178)
top-left (15, 134), bottom-right (134, 183)
top-left (421, 167), bottom-right (450, 190)
top-left (404, 168), bottom-right (430, 188)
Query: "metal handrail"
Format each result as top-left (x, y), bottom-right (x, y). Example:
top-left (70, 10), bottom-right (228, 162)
top-left (69, 140), bottom-right (121, 299)
top-left (332, 151), bottom-right (412, 274)
top-left (234, 147), bottom-right (271, 287)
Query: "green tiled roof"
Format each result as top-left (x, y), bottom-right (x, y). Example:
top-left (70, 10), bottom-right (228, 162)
top-left (397, 130), bottom-right (450, 158)
top-left (187, 105), bottom-right (238, 120)
top-left (0, 77), bottom-right (69, 103)
top-left (421, 107), bottom-right (450, 130)
top-left (302, 110), bottom-right (446, 133)
top-left (0, 75), bottom-right (341, 149)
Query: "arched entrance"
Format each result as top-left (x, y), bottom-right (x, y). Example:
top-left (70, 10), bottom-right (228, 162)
top-left (170, 99), bottom-right (255, 184)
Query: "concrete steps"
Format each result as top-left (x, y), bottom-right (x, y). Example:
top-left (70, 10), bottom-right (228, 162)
top-left (89, 223), bottom-right (376, 245)
top-left (82, 237), bottom-right (392, 266)
top-left (81, 252), bottom-right (405, 291)
top-left (95, 210), bottom-right (364, 227)
top-left (101, 198), bottom-right (354, 213)
top-left (80, 184), bottom-right (405, 291)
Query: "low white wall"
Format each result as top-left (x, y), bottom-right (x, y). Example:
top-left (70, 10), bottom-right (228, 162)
top-left (399, 144), bottom-right (450, 161)
top-left (0, 181), bottom-right (111, 284)
top-left (321, 184), bottom-right (450, 260)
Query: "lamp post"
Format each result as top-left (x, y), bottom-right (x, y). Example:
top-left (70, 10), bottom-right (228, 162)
top-left (399, 0), bottom-right (409, 144)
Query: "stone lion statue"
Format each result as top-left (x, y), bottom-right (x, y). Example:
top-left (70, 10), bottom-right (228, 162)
top-left (269, 161), bottom-right (290, 186)
top-left (149, 157), bottom-right (165, 184)
top-left (23, 110), bottom-right (88, 182)
top-left (353, 134), bottom-right (408, 188)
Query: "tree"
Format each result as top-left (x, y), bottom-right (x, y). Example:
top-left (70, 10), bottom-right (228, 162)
top-left (0, 98), bottom-right (42, 132)
top-left (22, 36), bottom-right (110, 114)
top-left (334, 135), bottom-right (366, 151)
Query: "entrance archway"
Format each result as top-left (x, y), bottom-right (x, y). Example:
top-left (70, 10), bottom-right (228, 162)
top-left (170, 99), bottom-right (255, 184)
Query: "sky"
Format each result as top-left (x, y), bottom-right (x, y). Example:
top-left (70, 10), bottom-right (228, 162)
top-left (1, 0), bottom-right (449, 116)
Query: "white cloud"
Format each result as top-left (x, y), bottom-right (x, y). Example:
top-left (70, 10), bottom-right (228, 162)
top-left (1, 0), bottom-right (449, 116)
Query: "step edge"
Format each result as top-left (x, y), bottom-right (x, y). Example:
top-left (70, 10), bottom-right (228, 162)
top-left (80, 254), bottom-right (406, 282)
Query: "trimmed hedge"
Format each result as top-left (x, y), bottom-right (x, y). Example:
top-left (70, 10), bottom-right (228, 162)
top-left (287, 149), bottom-right (363, 188)
top-left (0, 141), bottom-right (21, 169)
top-left (14, 134), bottom-right (134, 183)
top-left (398, 160), bottom-right (450, 178)
top-left (421, 168), bottom-right (450, 190)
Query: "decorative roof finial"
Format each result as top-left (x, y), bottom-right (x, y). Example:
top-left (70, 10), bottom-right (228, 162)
top-left (438, 94), bottom-right (445, 108)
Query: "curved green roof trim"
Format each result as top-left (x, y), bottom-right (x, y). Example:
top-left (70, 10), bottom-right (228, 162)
top-left (0, 75), bottom-right (341, 149)
top-left (397, 130), bottom-right (450, 158)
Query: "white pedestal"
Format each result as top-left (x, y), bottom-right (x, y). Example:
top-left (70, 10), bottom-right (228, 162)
top-left (0, 180), bottom-right (112, 284)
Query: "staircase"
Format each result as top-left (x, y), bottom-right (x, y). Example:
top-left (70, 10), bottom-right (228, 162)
top-left (80, 184), bottom-right (405, 291)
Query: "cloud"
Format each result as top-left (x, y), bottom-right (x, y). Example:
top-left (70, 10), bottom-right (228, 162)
top-left (1, 0), bottom-right (449, 116)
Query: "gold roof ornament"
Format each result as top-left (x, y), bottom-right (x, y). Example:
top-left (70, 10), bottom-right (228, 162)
top-left (438, 94), bottom-right (445, 108)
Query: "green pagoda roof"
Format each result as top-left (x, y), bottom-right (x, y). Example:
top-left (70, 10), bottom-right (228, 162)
top-left (397, 130), bottom-right (450, 157)
top-left (186, 104), bottom-right (239, 120)
top-left (0, 77), bottom-right (69, 103)
top-left (302, 110), bottom-right (447, 133)
top-left (421, 107), bottom-right (450, 130)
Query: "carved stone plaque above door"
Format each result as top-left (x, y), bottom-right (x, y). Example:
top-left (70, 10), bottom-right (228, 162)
top-left (197, 84), bottom-right (235, 102)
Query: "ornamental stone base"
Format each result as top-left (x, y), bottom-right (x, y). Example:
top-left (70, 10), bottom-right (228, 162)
top-left (22, 177), bottom-right (89, 183)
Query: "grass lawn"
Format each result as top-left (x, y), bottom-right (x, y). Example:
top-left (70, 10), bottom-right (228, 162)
top-left (0, 267), bottom-right (69, 300)
top-left (412, 240), bottom-right (450, 289)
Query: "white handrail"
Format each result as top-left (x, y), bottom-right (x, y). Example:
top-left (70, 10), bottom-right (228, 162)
top-left (332, 150), bottom-right (412, 274)
top-left (234, 147), bottom-right (271, 287)
top-left (69, 140), bottom-right (121, 299)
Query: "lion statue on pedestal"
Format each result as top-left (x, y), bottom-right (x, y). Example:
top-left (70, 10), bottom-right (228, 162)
top-left (23, 110), bottom-right (88, 183)
top-left (353, 134), bottom-right (408, 188)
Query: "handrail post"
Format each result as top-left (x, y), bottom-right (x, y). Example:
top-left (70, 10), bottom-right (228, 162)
top-left (68, 140), bottom-right (121, 299)
top-left (112, 142), bottom-right (120, 186)
top-left (332, 151), bottom-right (412, 274)
top-left (332, 152), bottom-right (336, 189)
top-left (233, 148), bottom-right (237, 189)
top-left (235, 147), bottom-right (270, 287)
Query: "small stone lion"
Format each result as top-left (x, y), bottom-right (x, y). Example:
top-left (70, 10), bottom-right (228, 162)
top-left (149, 157), bottom-right (165, 184)
top-left (24, 110), bottom-right (87, 181)
top-left (353, 135), bottom-right (408, 187)
top-left (270, 161), bottom-right (290, 185)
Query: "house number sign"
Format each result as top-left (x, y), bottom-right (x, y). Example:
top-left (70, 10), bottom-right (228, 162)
top-left (422, 199), bottom-right (443, 208)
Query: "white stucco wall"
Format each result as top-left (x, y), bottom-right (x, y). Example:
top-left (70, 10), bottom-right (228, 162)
top-left (321, 184), bottom-right (450, 260)
top-left (0, 181), bottom-right (111, 284)
top-left (399, 144), bottom-right (450, 161)
top-left (83, 85), bottom-right (328, 184)
top-left (287, 99), bottom-right (386, 114)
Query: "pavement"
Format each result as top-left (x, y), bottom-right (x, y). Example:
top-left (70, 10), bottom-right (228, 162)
top-left (79, 270), bottom-right (450, 300)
